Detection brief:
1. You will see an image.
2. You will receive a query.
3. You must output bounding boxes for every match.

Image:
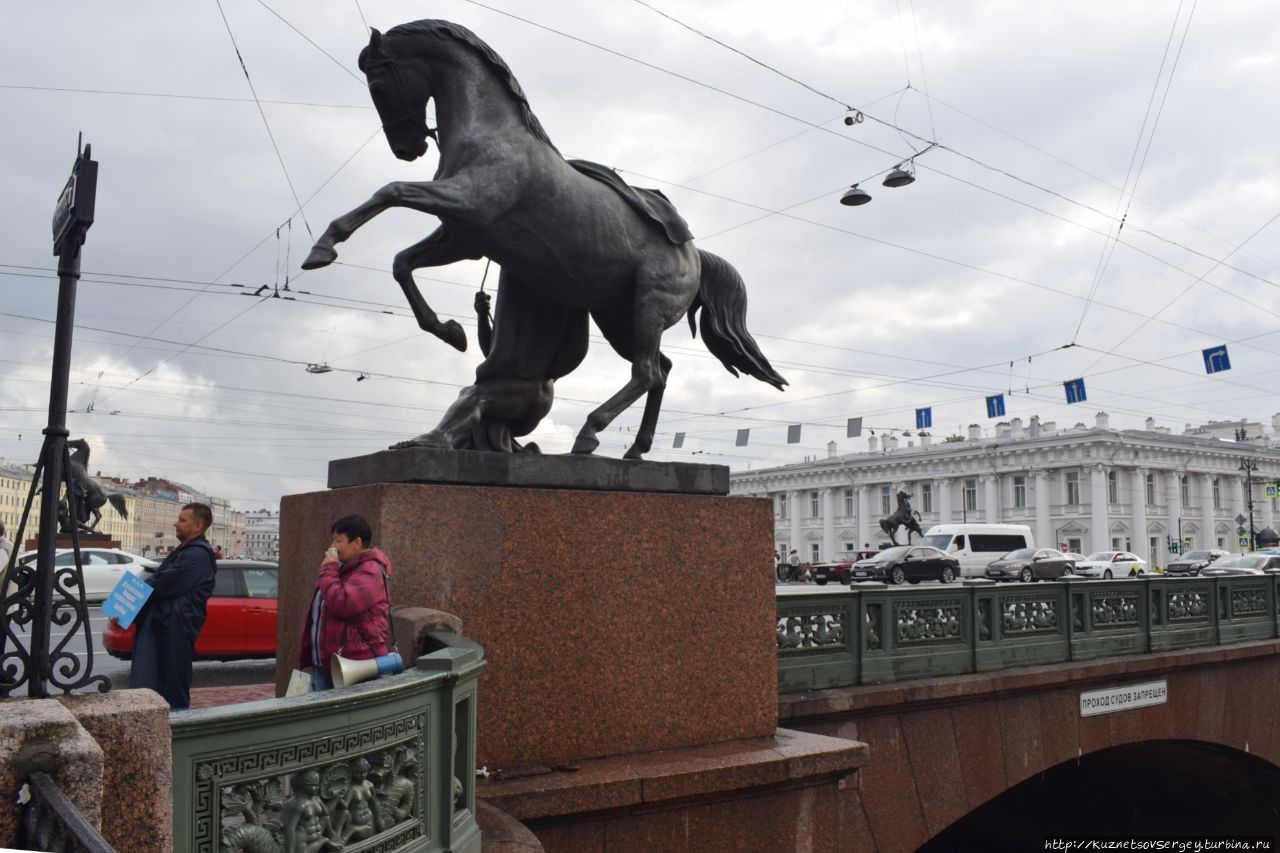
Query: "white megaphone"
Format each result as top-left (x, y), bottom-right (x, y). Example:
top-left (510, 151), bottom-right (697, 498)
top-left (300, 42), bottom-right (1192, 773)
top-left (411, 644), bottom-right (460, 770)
top-left (330, 651), bottom-right (404, 688)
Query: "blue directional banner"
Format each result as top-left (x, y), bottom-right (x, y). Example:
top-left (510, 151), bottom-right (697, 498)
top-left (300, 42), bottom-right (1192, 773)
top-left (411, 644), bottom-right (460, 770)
top-left (1202, 345), bottom-right (1231, 374)
top-left (915, 407), bottom-right (932, 430)
top-left (1064, 378), bottom-right (1087, 404)
top-left (986, 394), bottom-right (1006, 419)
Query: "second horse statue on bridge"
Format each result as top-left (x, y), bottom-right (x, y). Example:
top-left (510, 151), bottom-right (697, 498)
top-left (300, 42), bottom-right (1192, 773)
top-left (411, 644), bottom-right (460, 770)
top-left (879, 491), bottom-right (924, 546)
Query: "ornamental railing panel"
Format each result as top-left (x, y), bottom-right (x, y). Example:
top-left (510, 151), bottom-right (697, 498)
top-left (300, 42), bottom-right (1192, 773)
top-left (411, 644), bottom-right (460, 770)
top-left (171, 640), bottom-right (484, 853)
top-left (776, 573), bottom-right (1280, 693)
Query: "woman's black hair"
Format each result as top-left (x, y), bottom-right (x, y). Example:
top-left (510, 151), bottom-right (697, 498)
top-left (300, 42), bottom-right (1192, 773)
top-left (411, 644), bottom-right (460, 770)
top-left (330, 514), bottom-right (373, 546)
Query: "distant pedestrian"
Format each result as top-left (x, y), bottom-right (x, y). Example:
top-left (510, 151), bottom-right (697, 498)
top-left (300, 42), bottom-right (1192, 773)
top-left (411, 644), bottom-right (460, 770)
top-left (214, 544), bottom-right (223, 559)
top-left (298, 515), bottom-right (393, 692)
top-left (788, 549), bottom-right (800, 581)
top-left (120, 503), bottom-right (217, 709)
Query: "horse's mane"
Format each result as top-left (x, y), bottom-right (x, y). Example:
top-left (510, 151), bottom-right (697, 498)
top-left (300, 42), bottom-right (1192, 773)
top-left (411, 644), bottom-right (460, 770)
top-left (381, 20), bottom-right (560, 155)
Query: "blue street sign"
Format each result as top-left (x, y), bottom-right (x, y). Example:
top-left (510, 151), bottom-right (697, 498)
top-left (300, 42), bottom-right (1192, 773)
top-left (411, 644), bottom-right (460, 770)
top-left (1064, 378), bottom-right (1087, 404)
top-left (986, 394), bottom-right (1006, 419)
top-left (915, 407), bottom-right (932, 429)
top-left (1202, 345), bottom-right (1231, 374)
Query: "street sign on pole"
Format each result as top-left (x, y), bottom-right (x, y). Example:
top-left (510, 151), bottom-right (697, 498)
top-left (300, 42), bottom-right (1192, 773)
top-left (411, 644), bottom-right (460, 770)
top-left (915, 407), bottom-right (932, 430)
top-left (1064, 378), bottom-right (1087, 404)
top-left (986, 394), bottom-right (1005, 419)
top-left (1239, 535), bottom-right (1250, 549)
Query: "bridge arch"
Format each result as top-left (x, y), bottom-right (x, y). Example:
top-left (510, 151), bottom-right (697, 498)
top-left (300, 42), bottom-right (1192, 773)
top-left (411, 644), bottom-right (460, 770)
top-left (921, 740), bottom-right (1280, 849)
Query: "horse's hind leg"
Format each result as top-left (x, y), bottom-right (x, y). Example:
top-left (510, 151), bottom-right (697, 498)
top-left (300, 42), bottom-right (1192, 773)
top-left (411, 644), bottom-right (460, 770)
top-left (623, 353), bottom-right (671, 461)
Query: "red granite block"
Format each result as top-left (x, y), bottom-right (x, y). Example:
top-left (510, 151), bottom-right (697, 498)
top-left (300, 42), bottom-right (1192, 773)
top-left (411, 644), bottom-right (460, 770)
top-left (1037, 689), bottom-right (1080, 771)
top-left (1196, 667), bottom-right (1229, 745)
top-left (899, 708), bottom-right (967, 837)
top-left (1166, 670), bottom-right (1202, 740)
top-left (1216, 664), bottom-right (1254, 750)
top-left (854, 714), bottom-right (927, 853)
top-left (532, 819), bottom-right (604, 853)
top-left (1077, 708), bottom-right (1112, 757)
top-left (950, 702), bottom-right (1008, 811)
top-left (998, 693), bottom-right (1045, 789)
top-left (841, 787), bottom-right (880, 853)
top-left (59, 691), bottom-right (172, 853)
top-left (279, 483), bottom-right (777, 769)
top-left (1246, 661), bottom-right (1280, 762)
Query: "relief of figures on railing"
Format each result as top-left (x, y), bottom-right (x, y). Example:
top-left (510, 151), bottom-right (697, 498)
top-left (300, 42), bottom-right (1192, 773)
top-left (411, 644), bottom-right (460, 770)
top-left (219, 745), bottom-right (421, 853)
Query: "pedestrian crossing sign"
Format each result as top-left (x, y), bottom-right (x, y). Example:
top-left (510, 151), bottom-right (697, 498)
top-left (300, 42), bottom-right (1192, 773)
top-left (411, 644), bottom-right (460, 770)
top-left (1267, 484), bottom-right (1278, 499)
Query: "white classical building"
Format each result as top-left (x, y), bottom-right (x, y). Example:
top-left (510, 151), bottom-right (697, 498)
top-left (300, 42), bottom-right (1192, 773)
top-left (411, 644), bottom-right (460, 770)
top-left (244, 508), bottom-right (280, 562)
top-left (729, 412), bottom-right (1280, 567)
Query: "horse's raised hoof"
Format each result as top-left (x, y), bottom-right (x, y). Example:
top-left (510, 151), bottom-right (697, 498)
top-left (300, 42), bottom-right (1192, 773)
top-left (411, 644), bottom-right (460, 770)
top-left (435, 320), bottom-right (467, 352)
top-left (301, 244), bottom-right (339, 270)
top-left (390, 432), bottom-right (450, 450)
top-left (571, 435), bottom-right (599, 455)
top-left (622, 444), bottom-right (647, 461)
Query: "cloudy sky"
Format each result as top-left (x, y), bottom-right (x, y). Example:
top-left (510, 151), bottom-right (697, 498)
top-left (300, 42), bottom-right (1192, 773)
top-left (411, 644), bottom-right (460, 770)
top-left (3, 1), bottom-right (1278, 510)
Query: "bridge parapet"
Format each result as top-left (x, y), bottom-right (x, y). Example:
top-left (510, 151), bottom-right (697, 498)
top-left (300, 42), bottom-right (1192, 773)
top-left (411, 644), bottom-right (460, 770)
top-left (777, 572), bottom-right (1280, 692)
top-left (170, 635), bottom-right (485, 853)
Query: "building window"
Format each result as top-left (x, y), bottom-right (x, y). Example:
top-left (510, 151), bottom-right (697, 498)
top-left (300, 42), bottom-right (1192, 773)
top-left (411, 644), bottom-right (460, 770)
top-left (962, 479), bottom-right (978, 512)
top-left (1149, 536), bottom-right (1160, 559)
top-left (843, 488), bottom-right (854, 517)
top-left (1066, 471), bottom-right (1081, 505)
top-left (810, 544), bottom-right (820, 562)
top-left (1013, 476), bottom-right (1027, 508)
top-left (809, 491), bottom-right (820, 518)
top-left (843, 542), bottom-right (854, 554)
top-left (1067, 536), bottom-right (1082, 553)
top-left (776, 494), bottom-right (787, 520)
top-left (1145, 473), bottom-right (1156, 506)
top-left (1212, 478), bottom-right (1221, 509)
top-left (880, 485), bottom-right (892, 515)
top-left (921, 483), bottom-right (933, 513)
top-left (1107, 470), bottom-right (1118, 504)
top-left (1180, 476), bottom-right (1190, 507)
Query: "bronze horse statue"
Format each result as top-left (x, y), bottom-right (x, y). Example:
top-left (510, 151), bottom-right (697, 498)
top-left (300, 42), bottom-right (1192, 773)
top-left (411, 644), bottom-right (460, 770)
top-left (878, 490), bottom-right (923, 546)
top-left (58, 439), bottom-right (128, 535)
top-left (303, 20), bottom-right (786, 458)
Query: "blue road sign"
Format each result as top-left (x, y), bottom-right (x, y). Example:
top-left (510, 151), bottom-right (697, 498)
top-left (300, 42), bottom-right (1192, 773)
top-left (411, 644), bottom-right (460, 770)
top-left (986, 394), bottom-right (1006, 419)
top-left (1202, 345), bottom-right (1231, 374)
top-left (915, 407), bottom-right (932, 429)
top-left (1064, 378), bottom-right (1087, 404)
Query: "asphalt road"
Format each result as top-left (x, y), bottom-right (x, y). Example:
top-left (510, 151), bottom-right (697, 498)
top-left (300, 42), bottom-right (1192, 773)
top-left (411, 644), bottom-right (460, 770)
top-left (7, 604), bottom-right (276, 693)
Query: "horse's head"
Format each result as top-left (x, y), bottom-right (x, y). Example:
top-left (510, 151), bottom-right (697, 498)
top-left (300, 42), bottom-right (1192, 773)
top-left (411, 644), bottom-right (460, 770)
top-left (360, 29), bottom-right (432, 161)
top-left (896, 490), bottom-right (910, 504)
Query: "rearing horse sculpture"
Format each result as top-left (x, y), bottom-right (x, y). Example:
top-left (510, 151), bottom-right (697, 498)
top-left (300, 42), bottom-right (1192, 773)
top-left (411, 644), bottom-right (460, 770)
top-left (878, 490), bottom-right (923, 546)
top-left (303, 20), bottom-right (785, 458)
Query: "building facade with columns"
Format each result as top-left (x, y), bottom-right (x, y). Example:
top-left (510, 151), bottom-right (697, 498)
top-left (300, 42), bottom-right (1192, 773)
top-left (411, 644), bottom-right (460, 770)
top-left (730, 413), bottom-right (1280, 567)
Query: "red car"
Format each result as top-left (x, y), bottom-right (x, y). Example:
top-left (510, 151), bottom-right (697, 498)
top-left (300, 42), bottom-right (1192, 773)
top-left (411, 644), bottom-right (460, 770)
top-left (103, 560), bottom-right (278, 662)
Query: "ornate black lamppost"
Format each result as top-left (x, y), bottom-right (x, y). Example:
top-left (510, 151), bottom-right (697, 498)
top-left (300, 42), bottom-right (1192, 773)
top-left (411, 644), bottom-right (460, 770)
top-left (0, 137), bottom-right (109, 698)
top-left (1239, 457), bottom-right (1258, 553)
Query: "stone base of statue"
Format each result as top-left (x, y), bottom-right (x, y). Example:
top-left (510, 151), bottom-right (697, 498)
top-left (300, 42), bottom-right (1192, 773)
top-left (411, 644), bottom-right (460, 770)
top-left (24, 534), bottom-right (119, 552)
top-left (276, 448), bottom-right (865, 850)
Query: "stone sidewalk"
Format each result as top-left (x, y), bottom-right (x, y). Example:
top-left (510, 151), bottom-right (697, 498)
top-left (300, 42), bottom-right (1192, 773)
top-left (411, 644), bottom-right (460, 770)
top-left (187, 682), bottom-right (274, 709)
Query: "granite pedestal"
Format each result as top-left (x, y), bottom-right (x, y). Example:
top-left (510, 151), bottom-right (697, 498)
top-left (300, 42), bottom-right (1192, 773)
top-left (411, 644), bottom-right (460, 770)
top-left (276, 449), bottom-right (865, 851)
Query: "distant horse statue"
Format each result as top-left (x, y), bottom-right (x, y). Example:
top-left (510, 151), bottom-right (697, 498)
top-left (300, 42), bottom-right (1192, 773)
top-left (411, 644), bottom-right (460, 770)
top-left (303, 20), bottom-right (786, 458)
top-left (57, 439), bottom-right (128, 534)
top-left (878, 491), bottom-right (923, 546)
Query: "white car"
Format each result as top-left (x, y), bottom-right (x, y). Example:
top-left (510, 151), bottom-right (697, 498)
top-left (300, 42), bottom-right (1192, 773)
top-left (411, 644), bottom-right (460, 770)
top-left (1072, 551), bottom-right (1147, 580)
top-left (12, 548), bottom-right (159, 602)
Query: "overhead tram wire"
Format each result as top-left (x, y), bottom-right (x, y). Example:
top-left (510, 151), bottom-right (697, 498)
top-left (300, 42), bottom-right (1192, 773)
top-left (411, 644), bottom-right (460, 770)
top-left (1071, 0), bottom-right (1194, 343)
top-left (0, 83), bottom-right (371, 111)
top-left (254, 0), bottom-right (368, 86)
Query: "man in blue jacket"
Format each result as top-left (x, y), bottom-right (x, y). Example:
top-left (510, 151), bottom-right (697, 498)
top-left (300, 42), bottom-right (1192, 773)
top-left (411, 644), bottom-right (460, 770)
top-left (127, 502), bottom-right (217, 709)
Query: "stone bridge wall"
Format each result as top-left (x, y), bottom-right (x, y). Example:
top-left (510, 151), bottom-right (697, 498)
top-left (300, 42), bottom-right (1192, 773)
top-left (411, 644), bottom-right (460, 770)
top-left (778, 639), bottom-right (1280, 853)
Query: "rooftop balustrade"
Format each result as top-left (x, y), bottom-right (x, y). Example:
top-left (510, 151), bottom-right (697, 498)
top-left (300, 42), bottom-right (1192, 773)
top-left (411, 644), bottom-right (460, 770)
top-left (777, 574), bottom-right (1280, 693)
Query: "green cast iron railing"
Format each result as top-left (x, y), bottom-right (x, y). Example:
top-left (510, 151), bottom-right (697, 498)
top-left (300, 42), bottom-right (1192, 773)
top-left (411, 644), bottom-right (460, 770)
top-left (777, 574), bottom-right (1280, 693)
top-left (170, 634), bottom-right (485, 853)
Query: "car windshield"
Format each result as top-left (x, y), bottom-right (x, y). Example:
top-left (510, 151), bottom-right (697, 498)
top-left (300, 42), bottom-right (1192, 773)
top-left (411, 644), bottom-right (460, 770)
top-left (1182, 551), bottom-right (1214, 561)
top-left (1003, 548), bottom-right (1036, 560)
top-left (867, 546), bottom-right (911, 561)
top-left (921, 535), bottom-right (951, 549)
top-left (1085, 552), bottom-right (1118, 562)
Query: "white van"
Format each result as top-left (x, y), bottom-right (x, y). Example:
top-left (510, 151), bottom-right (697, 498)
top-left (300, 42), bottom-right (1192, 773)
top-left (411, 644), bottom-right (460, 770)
top-left (921, 524), bottom-right (1035, 579)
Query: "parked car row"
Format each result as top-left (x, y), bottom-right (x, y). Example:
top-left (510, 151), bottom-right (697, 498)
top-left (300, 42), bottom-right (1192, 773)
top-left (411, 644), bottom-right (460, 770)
top-left (11, 548), bottom-right (158, 602)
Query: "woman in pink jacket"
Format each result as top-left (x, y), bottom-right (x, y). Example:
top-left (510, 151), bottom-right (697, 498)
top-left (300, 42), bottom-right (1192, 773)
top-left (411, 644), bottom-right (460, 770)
top-left (298, 514), bottom-right (392, 691)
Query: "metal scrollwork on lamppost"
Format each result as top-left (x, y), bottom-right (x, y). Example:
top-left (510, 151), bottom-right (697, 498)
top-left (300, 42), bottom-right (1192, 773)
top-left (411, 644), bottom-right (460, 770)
top-left (0, 137), bottom-right (109, 698)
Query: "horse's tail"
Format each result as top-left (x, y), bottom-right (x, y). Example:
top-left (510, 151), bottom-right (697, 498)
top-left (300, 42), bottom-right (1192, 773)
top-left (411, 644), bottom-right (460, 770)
top-left (107, 493), bottom-right (128, 520)
top-left (688, 250), bottom-right (787, 391)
